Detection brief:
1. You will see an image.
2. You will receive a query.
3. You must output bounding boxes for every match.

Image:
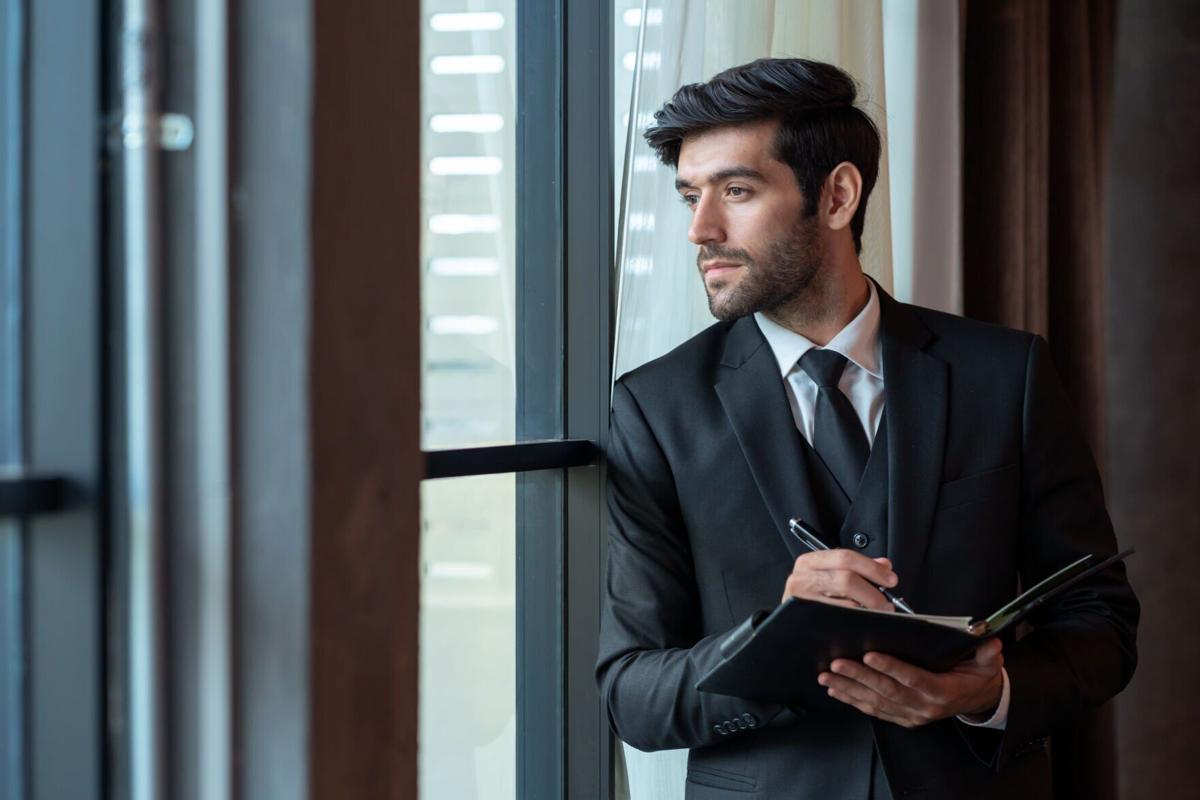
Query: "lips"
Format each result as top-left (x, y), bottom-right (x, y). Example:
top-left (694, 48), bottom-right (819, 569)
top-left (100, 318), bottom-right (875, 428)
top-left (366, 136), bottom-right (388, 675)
top-left (702, 261), bottom-right (742, 276)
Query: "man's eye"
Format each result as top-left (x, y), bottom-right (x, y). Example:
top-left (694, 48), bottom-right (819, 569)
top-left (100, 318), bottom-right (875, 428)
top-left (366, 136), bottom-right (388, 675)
top-left (680, 194), bottom-right (699, 208)
top-left (727, 186), bottom-right (748, 198)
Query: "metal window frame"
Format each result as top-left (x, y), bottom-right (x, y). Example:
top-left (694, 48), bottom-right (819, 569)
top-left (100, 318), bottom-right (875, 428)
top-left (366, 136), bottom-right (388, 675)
top-left (563, 0), bottom-right (614, 790)
top-left (426, 441), bottom-right (596, 480)
top-left (0, 477), bottom-right (68, 516)
top-left (423, 0), bottom-right (614, 796)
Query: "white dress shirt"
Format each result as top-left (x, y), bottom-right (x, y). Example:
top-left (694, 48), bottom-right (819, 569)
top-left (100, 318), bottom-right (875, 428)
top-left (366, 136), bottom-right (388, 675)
top-left (753, 279), bottom-right (1010, 730)
top-left (754, 280), bottom-right (885, 448)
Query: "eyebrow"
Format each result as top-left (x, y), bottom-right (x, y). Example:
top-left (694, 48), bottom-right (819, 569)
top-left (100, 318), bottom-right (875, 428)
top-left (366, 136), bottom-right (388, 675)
top-left (674, 166), bottom-right (766, 192)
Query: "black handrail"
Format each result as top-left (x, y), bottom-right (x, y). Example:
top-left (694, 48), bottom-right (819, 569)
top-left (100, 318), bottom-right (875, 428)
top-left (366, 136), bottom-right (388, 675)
top-left (0, 475), bottom-right (68, 516)
top-left (424, 439), bottom-right (597, 480)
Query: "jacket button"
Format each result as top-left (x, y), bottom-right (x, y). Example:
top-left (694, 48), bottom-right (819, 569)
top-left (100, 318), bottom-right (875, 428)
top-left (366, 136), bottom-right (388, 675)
top-left (713, 723), bottom-right (727, 735)
top-left (741, 712), bottom-right (758, 728)
top-left (851, 531), bottom-right (870, 549)
top-left (736, 717), bottom-right (748, 730)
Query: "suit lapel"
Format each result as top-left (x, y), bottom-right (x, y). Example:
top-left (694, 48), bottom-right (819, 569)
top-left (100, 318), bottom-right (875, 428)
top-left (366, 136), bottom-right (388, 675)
top-left (714, 316), bottom-right (817, 561)
top-left (713, 290), bottom-right (948, 586)
top-left (877, 287), bottom-right (947, 605)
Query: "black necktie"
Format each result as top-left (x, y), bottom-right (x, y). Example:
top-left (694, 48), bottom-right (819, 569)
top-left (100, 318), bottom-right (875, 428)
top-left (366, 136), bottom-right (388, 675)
top-left (798, 349), bottom-right (869, 498)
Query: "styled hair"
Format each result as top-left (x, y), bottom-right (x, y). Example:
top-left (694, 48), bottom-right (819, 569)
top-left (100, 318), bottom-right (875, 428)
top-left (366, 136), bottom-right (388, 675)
top-left (645, 58), bottom-right (881, 253)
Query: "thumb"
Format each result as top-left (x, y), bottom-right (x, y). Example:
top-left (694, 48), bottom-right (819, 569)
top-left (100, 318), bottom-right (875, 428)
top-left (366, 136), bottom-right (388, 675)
top-left (974, 638), bottom-right (1003, 666)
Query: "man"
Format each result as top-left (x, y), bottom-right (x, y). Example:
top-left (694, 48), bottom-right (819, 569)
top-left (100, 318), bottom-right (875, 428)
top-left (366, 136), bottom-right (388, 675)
top-left (595, 58), bottom-right (1138, 799)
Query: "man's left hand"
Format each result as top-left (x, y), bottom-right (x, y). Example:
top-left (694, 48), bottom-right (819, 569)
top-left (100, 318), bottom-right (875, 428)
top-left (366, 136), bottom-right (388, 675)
top-left (817, 639), bottom-right (1004, 728)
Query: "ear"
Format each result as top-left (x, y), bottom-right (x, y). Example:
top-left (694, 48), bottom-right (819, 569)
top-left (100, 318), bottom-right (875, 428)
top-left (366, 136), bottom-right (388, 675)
top-left (819, 162), bottom-right (863, 236)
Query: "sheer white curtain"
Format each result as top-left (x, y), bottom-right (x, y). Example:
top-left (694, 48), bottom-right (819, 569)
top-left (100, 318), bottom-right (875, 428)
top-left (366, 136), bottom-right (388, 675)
top-left (613, 0), bottom-right (892, 384)
top-left (882, 0), bottom-right (962, 312)
top-left (610, 2), bottom-right (960, 797)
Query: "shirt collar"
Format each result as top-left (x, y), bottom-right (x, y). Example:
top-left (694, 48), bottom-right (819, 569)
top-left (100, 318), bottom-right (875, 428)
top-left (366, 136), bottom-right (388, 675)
top-left (753, 278), bottom-right (883, 379)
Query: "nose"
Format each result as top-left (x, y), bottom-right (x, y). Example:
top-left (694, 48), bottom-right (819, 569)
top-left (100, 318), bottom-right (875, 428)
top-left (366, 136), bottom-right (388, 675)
top-left (687, 195), bottom-right (726, 246)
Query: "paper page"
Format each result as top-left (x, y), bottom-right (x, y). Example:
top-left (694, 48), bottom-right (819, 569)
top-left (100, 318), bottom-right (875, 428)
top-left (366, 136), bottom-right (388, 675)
top-left (853, 605), bottom-right (971, 630)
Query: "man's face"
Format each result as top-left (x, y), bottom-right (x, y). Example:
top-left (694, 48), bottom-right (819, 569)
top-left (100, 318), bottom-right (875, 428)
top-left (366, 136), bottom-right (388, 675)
top-left (674, 120), bottom-right (825, 321)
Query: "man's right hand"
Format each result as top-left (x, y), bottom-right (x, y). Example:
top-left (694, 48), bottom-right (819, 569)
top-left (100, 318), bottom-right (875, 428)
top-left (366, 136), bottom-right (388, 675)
top-left (781, 550), bottom-right (898, 611)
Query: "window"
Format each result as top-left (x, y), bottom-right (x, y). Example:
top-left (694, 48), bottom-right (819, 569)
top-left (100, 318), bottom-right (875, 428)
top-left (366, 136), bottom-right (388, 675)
top-left (421, 1), bottom-right (518, 451)
top-left (418, 0), bottom-right (614, 798)
top-left (0, 2), bottom-right (105, 798)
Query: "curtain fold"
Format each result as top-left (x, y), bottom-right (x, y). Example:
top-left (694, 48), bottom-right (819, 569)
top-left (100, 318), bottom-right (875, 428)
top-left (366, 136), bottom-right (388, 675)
top-left (962, 0), bottom-right (1114, 462)
top-left (961, 2), bottom-right (1117, 798)
top-left (884, 0), bottom-right (963, 312)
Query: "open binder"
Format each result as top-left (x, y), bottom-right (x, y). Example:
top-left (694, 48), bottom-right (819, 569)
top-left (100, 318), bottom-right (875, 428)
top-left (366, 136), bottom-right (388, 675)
top-left (695, 548), bottom-right (1134, 710)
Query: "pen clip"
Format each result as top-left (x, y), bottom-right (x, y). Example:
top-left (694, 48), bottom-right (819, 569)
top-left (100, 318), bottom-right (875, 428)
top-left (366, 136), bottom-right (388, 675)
top-left (788, 517), bottom-right (829, 552)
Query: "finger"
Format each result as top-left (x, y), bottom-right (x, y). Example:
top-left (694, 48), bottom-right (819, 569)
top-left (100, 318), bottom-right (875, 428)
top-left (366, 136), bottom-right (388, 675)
top-left (814, 570), bottom-right (894, 611)
top-left (859, 652), bottom-right (940, 696)
top-left (830, 658), bottom-right (913, 702)
top-left (820, 671), bottom-right (888, 707)
top-left (974, 638), bottom-right (1003, 665)
top-left (817, 596), bottom-right (863, 609)
top-left (795, 549), bottom-right (898, 588)
top-left (823, 666), bottom-right (942, 727)
top-left (782, 568), bottom-right (892, 611)
top-left (820, 677), bottom-right (917, 727)
top-left (780, 581), bottom-right (861, 608)
top-left (780, 573), bottom-right (867, 606)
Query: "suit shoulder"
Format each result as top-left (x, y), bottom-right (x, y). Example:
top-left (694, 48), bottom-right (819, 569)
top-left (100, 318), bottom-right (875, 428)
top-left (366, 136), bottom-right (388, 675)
top-left (614, 319), bottom-right (734, 400)
top-left (908, 303), bottom-right (1036, 361)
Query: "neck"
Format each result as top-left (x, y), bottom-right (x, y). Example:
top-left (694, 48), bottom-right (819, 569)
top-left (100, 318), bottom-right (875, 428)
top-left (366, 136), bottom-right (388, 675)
top-left (763, 264), bottom-right (870, 346)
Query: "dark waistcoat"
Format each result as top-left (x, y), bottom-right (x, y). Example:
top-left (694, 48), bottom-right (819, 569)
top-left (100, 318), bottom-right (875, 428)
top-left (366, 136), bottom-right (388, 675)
top-left (799, 413), bottom-right (890, 557)
top-left (795, 414), bottom-right (893, 800)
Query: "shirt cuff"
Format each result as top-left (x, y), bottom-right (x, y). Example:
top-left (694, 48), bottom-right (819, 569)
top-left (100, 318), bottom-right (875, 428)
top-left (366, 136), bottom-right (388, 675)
top-left (956, 667), bottom-right (1009, 730)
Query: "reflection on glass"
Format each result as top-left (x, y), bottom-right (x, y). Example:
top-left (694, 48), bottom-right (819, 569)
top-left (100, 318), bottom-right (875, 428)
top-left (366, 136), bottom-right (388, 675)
top-left (420, 1), bottom-right (518, 796)
top-left (421, 0), bottom-right (517, 451)
top-left (420, 474), bottom-right (515, 799)
top-left (614, 0), bottom-right (644, 231)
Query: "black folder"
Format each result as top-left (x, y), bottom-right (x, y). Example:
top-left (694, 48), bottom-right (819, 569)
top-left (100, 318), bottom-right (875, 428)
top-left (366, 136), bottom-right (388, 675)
top-left (695, 548), bottom-right (1133, 710)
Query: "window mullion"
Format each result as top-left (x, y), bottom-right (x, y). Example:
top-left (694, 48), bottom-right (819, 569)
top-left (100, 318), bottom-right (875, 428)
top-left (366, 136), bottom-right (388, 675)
top-left (515, 0), bottom-right (567, 796)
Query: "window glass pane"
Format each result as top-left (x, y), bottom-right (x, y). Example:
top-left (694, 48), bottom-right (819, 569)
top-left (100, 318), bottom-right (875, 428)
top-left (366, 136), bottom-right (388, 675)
top-left (614, 0), bottom-right (648, 230)
top-left (420, 473), bottom-right (515, 799)
top-left (421, 0), bottom-right (518, 449)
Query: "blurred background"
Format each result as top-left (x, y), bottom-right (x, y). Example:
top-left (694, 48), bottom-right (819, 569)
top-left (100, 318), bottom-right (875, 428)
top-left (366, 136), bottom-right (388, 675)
top-left (1, 0), bottom-right (1196, 798)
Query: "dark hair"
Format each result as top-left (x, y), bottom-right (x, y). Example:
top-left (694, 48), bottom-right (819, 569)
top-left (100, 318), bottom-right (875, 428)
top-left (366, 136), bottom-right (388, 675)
top-left (645, 58), bottom-right (881, 254)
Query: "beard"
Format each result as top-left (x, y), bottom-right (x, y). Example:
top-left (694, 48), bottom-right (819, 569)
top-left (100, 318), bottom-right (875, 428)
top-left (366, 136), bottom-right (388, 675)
top-left (699, 212), bottom-right (825, 322)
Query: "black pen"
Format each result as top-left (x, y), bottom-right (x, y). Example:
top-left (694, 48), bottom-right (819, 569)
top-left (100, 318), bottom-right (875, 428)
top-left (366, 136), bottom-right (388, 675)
top-left (787, 517), bottom-right (916, 615)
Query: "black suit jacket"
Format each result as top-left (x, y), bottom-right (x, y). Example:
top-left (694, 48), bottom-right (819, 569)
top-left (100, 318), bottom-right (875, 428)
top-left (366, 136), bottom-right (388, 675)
top-left (596, 286), bottom-right (1138, 799)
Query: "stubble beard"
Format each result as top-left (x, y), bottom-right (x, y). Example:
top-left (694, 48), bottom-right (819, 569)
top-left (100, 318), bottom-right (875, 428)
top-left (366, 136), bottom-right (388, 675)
top-left (701, 213), bottom-right (826, 323)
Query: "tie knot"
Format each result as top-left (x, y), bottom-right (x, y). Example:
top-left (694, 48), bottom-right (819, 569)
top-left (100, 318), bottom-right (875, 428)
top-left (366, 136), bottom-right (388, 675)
top-left (798, 349), bottom-right (849, 388)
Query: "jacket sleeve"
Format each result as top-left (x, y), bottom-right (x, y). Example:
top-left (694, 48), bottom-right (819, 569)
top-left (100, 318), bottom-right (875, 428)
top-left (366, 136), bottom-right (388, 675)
top-left (595, 380), bottom-right (794, 752)
top-left (989, 334), bottom-right (1140, 768)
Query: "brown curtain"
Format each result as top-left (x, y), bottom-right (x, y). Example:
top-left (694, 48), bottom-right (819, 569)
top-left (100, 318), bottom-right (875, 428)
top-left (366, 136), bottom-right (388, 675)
top-left (1106, 3), bottom-right (1200, 798)
top-left (961, 1), bottom-right (1118, 798)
